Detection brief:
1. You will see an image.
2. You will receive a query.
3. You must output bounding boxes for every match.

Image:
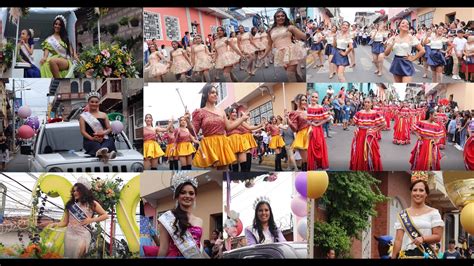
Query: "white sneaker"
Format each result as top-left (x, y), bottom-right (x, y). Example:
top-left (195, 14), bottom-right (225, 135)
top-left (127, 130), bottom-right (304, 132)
top-left (452, 75), bottom-right (460, 80)
top-left (108, 150), bottom-right (117, 160)
top-left (454, 144), bottom-right (462, 150)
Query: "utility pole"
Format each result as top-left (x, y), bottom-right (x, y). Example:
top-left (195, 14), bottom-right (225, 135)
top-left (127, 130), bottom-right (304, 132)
top-left (12, 79), bottom-right (15, 152)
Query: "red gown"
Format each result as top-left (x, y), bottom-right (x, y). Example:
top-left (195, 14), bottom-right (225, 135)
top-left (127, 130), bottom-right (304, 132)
top-left (393, 107), bottom-right (411, 145)
top-left (373, 106), bottom-right (383, 141)
top-left (383, 105), bottom-right (391, 130)
top-left (349, 111), bottom-right (385, 171)
top-left (464, 121), bottom-right (474, 170)
top-left (409, 120), bottom-right (444, 170)
top-left (435, 112), bottom-right (448, 149)
top-left (307, 106), bottom-right (330, 170)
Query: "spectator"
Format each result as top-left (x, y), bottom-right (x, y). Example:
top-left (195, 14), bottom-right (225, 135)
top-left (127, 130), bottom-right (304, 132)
top-left (443, 240), bottom-right (462, 259)
top-left (326, 249), bottom-right (336, 259)
top-left (204, 240), bottom-right (213, 257)
top-left (143, 38), bottom-right (149, 64)
top-left (181, 31), bottom-right (191, 49)
top-left (448, 113), bottom-right (457, 142)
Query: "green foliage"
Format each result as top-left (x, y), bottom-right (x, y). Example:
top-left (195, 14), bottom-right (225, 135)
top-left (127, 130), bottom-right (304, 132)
top-left (90, 176), bottom-right (123, 213)
top-left (0, 41), bottom-right (15, 72)
top-left (314, 221), bottom-right (351, 257)
top-left (321, 172), bottom-right (388, 239)
top-left (119, 17), bottom-right (130, 26)
top-left (107, 24), bottom-right (119, 36)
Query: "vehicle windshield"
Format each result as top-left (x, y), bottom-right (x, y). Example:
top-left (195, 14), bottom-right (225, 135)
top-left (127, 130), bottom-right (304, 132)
top-left (38, 126), bottom-right (130, 154)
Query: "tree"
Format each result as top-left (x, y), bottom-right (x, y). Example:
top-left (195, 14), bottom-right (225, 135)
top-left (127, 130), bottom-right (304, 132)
top-left (314, 172), bottom-right (388, 257)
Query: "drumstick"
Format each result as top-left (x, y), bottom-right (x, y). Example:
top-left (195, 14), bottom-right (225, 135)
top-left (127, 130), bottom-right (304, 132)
top-left (176, 88), bottom-right (206, 160)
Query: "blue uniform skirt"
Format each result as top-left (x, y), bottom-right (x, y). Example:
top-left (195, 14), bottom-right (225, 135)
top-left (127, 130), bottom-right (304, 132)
top-left (427, 49), bottom-right (446, 67)
top-left (423, 45), bottom-right (431, 59)
top-left (325, 44), bottom-right (335, 56)
top-left (84, 138), bottom-right (117, 157)
top-left (389, 56), bottom-right (415, 77)
top-left (352, 39), bottom-right (358, 48)
top-left (311, 42), bottom-right (324, 51)
top-left (331, 49), bottom-right (350, 66)
top-left (371, 42), bottom-right (385, 54)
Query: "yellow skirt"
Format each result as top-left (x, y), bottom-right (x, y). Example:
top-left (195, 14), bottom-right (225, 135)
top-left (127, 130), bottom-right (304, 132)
top-left (227, 134), bottom-right (251, 153)
top-left (292, 127), bottom-right (309, 150)
top-left (242, 133), bottom-right (258, 149)
top-left (269, 135), bottom-right (285, 149)
top-left (193, 135), bottom-right (237, 168)
top-left (165, 143), bottom-right (177, 158)
top-left (176, 142), bottom-right (196, 156)
top-left (144, 140), bottom-right (165, 159)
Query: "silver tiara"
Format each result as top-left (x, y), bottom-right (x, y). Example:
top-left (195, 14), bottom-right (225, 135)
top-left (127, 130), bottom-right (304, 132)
top-left (29, 29), bottom-right (35, 38)
top-left (55, 15), bottom-right (67, 27)
top-left (170, 172), bottom-right (198, 198)
top-left (77, 176), bottom-right (91, 190)
top-left (86, 91), bottom-right (101, 101)
top-left (253, 196), bottom-right (271, 210)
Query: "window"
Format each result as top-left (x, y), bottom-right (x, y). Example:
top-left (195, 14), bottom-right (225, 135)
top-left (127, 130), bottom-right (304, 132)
top-left (419, 12), bottom-right (433, 28)
top-left (135, 104), bottom-right (143, 129)
top-left (70, 81), bottom-right (79, 93)
top-left (144, 11), bottom-right (163, 40)
top-left (83, 81), bottom-right (92, 93)
top-left (217, 83), bottom-right (227, 103)
top-left (164, 16), bottom-right (181, 41)
top-left (249, 101), bottom-right (273, 125)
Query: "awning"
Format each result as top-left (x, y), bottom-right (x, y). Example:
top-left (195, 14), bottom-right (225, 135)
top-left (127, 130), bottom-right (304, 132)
top-left (389, 9), bottom-right (412, 22)
top-left (196, 8), bottom-right (235, 20)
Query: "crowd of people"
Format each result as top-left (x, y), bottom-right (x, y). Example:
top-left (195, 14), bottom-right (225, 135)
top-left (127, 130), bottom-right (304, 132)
top-left (306, 18), bottom-right (474, 82)
top-left (144, 8), bottom-right (307, 82)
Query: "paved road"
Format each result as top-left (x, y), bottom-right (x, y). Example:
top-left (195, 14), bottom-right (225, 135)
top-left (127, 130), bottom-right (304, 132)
top-left (325, 123), bottom-right (465, 171)
top-left (307, 45), bottom-right (465, 83)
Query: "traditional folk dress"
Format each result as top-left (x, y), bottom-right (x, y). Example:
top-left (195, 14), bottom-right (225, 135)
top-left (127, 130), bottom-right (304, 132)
top-left (349, 111), bottom-right (385, 171)
top-left (393, 107), bottom-right (411, 145)
top-left (464, 121), bottom-right (474, 170)
top-left (409, 120), bottom-right (444, 170)
top-left (306, 106), bottom-right (330, 170)
top-left (373, 105), bottom-right (383, 141)
top-left (289, 111), bottom-right (309, 150)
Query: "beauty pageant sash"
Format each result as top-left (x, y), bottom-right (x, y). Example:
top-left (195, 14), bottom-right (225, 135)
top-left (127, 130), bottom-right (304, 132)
top-left (398, 209), bottom-right (437, 259)
top-left (19, 43), bottom-right (38, 68)
top-left (47, 36), bottom-right (69, 59)
top-left (67, 202), bottom-right (93, 233)
top-left (80, 112), bottom-right (109, 139)
top-left (158, 210), bottom-right (204, 258)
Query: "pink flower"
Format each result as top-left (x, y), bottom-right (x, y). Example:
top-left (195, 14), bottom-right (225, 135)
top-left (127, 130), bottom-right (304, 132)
top-left (103, 67), bottom-right (112, 77)
top-left (125, 58), bottom-right (131, 65)
top-left (101, 49), bottom-right (110, 58)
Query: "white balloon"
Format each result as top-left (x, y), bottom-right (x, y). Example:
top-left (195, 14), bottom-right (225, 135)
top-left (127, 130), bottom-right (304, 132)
top-left (297, 218), bottom-right (307, 240)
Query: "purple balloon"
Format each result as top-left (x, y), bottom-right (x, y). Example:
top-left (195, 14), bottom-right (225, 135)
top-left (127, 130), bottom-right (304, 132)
top-left (18, 106), bottom-right (32, 119)
top-left (26, 117), bottom-right (40, 130)
top-left (295, 172), bottom-right (307, 198)
top-left (111, 120), bottom-right (124, 134)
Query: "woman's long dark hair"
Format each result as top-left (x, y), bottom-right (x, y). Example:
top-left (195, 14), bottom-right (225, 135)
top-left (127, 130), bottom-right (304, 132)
top-left (271, 9), bottom-right (290, 30)
top-left (53, 18), bottom-right (71, 57)
top-left (425, 108), bottom-right (435, 120)
top-left (216, 26), bottom-right (227, 38)
top-left (172, 182), bottom-right (197, 240)
top-left (200, 83), bottom-right (215, 108)
top-left (252, 201), bottom-right (280, 244)
top-left (65, 183), bottom-right (96, 210)
top-left (292, 94), bottom-right (306, 111)
top-left (26, 29), bottom-right (34, 46)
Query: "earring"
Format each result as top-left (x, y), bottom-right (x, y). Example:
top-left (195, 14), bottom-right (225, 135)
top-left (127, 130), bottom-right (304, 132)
top-left (193, 200), bottom-right (196, 209)
top-left (175, 200), bottom-right (179, 209)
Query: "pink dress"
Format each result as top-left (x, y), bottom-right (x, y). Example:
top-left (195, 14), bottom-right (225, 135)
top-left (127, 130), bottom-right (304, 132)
top-left (145, 51), bottom-right (168, 78)
top-left (240, 32), bottom-right (257, 54)
top-left (254, 32), bottom-right (266, 51)
top-left (192, 44), bottom-right (214, 71)
top-left (270, 26), bottom-right (305, 67)
top-left (166, 226), bottom-right (203, 257)
top-left (214, 37), bottom-right (240, 69)
top-left (170, 48), bottom-right (192, 74)
top-left (260, 32), bottom-right (269, 50)
top-left (64, 203), bottom-right (93, 258)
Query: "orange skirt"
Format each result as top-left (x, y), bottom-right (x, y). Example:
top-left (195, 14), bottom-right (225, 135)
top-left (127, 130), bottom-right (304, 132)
top-left (144, 140), bottom-right (165, 159)
top-left (242, 133), bottom-right (258, 149)
top-left (269, 135), bottom-right (285, 149)
top-left (227, 134), bottom-right (251, 153)
top-left (165, 143), bottom-right (178, 158)
top-left (176, 142), bottom-right (196, 156)
top-left (292, 127), bottom-right (309, 150)
top-left (193, 135), bottom-right (237, 168)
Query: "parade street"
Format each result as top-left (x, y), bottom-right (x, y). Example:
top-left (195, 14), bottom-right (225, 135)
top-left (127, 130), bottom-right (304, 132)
top-left (307, 44), bottom-right (466, 83)
top-left (156, 61), bottom-right (306, 82)
top-left (325, 123), bottom-right (466, 171)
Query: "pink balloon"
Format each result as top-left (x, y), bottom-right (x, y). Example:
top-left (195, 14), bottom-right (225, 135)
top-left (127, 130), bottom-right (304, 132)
top-left (295, 172), bottom-right (307, 198)
top-left (18, 106), bottom-right (32, 119)
top-left (291, 195), bottom-right (307, 217)
top-left (111, 120), bottom-right (124, 134)
top-left (236, 218), bottom-right (243, 236)
top-left (18, 125), bottom-right (35, 139)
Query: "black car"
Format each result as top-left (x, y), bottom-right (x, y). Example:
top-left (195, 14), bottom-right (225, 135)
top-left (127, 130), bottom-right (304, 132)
top-left (223, 242), bottom-right (307, 259)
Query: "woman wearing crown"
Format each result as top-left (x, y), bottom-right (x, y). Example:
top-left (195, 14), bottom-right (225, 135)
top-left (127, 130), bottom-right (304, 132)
top-left (409, 108), bottom-right (444, 170)
top-left (79, 92), bottom-right (117, 163)
top-left (157, 173), bottom-right (207, 258)
top-left (392, 173), bottom-right (444, 259)
top-left (47, 178), bottom-right (109, 258)
top-left (245, 197), bottom-right (286, 246)
top-left (349, 97), bottom-right (386, 171)
top-left (40, 15), bottom-right (77, 78)
top-left (17, 28), bottom-right (40, 77)
top-left (188, 83), bottom-right (249, 170)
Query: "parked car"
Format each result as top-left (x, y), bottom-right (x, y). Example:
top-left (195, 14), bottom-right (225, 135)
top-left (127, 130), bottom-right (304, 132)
top-left (21, 120), bottom-right (144, 172)
top-left (223, 242), bottom-right (307, 259)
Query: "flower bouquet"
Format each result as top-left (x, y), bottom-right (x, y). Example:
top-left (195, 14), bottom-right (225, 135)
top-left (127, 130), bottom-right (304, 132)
top-left (0, 238), bottom-right (62, 259)
top-left (0, 40), bottom-right (14, 74)
top-left (75, 43), bottom-right (139, 78)
top-left (90, 177), bottom-right (123, 213)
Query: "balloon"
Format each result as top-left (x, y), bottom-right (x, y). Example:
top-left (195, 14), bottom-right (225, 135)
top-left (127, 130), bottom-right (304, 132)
top-left (291, 195), bottom-right (307, 217)
top-left (111, 120), bottom-right (124, 134)
top-left (295, 172), bottom-right (307, 198)
top-left (18, 106), bottom-right (32, 119)
top-left (236, 218), bottom-right (243, 236)
top-left (26, 117), bottom-right (40, 130)
top-left (307, 171), bottom-right (329, 199)
top-left (18, 125), bottom-right (35, 139)
top-left (296, 218), bottom-right (307, 240)
top-left (461, 202), bottom-right (474, 235)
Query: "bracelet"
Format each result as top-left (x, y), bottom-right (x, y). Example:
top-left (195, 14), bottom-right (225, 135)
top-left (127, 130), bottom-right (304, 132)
top-left (421, 236), bottom-right (425, 243)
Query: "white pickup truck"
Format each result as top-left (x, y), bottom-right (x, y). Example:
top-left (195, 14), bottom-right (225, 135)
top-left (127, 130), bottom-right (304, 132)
top-left (21, 120), bottom-right (144, 172)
